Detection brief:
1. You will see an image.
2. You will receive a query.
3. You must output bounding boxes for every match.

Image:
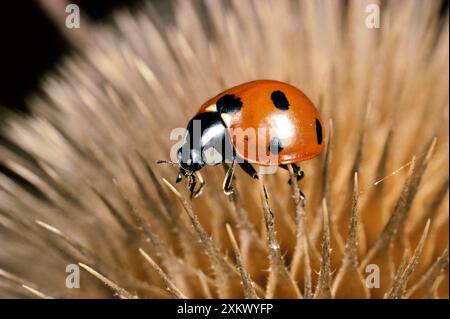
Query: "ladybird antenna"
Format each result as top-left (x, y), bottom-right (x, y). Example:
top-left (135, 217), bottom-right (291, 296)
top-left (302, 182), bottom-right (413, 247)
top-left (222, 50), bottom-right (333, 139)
top-left (156, 159), bottom-right (179, 167)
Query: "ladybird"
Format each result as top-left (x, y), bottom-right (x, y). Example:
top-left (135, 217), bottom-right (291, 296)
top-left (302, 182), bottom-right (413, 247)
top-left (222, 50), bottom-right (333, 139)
top-left (158, 80), bottom-right (325, 198)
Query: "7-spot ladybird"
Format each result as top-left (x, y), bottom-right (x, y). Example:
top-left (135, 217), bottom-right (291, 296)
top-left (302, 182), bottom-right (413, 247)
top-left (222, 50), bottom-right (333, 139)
top-left (159, 80), bottom-right (325, 198)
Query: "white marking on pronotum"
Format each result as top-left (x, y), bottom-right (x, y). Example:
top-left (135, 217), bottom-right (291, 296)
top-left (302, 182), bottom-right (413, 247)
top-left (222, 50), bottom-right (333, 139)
top-left (204, 104), bottom-right (217, 112)
top-left (220, 113), bottom-right (233, 127)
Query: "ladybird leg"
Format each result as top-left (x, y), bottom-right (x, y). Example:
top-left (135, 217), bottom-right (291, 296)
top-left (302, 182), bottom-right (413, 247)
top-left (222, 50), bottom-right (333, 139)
top-left (281, 164), bottom-right (307, 206)
top-left (187, 172), bottom-right (204, 199)
top-left (280, 164), bottom-right (304, 184)
top-left (295, 166), bottom-right (305, 182)
top-left (222, 159), bottom-right (236, 196)
top-left (191, 171), bottom-right (205, 198)
top-left (238, 160), bottom-right (259, 179)
top-left (175, 168), bottom-right (184, 183)
top-left (292, 164), bottom-right (305, 182)
top-left (187, 174), bottom-right (196, 199)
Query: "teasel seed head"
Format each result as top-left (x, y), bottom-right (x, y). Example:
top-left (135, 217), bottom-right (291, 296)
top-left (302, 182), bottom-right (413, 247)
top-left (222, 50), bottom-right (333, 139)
top-left (0, 0), bottom-right (448, 299)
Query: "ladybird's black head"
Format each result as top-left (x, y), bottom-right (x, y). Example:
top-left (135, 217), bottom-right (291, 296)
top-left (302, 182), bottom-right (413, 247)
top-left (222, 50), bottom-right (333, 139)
top-left (176, 113), bottom-right (207, 173)
top-left (176, 145), bottom-right (203, 173)
top-left (158, 111), bottom-right (230, 197)
top-left (176, 112), bottom-right (230, 175)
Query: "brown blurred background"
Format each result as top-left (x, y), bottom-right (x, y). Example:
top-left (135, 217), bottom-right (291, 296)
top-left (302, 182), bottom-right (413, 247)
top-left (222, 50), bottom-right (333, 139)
top-left (0, 0), bottom-right (170, 114)
top-left (0, 0), bottom-right (448, 115)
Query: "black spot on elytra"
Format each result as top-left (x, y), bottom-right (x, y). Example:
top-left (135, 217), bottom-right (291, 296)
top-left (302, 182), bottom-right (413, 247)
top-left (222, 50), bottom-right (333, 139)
top-left (268, 136), bottom-right (284, 154)
top-left (216, 94), bottom-right (243, 114)
top-left (271, 90), bottom-right (289, 110)
top-left (315, 118), bottom-right (323, 144)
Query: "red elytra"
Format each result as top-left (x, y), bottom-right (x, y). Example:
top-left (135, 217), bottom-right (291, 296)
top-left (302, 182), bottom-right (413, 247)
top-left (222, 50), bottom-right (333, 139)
top-left (197, 80), bottom-right (325, 165)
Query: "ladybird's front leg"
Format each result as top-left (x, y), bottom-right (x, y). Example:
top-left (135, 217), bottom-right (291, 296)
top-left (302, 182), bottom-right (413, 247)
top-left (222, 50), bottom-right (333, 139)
top-left (187, 171), bottom-right (205, 199)
top-left (175, 168), bottom-right (184, 183)
top-left (187, 174), bottom-right (196, 199)
top-left (193, 171), bottom-right (205, 198)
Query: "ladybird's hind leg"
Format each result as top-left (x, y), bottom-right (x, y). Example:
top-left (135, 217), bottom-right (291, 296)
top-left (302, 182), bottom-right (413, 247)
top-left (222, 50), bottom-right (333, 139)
top-left (280, 164), bottom-right (304, 183)
top-left (280, 164), bottom-right (306, 205)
